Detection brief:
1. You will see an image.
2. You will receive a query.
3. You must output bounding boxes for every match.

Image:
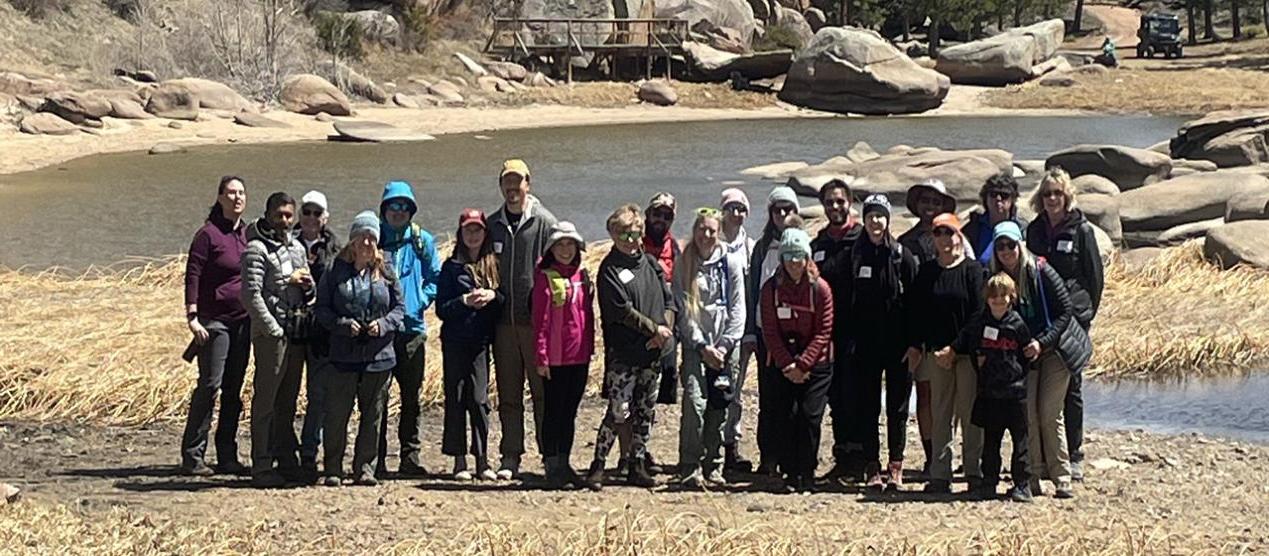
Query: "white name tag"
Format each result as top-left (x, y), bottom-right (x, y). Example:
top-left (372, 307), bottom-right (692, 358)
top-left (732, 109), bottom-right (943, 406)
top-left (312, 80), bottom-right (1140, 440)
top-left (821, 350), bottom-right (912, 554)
top-left (858, 266), bottom-right (873, 279)
top-left (618, 268), bottom-right (635, 284)
top-left (493, 241), bottom-right (504, 254)
top-left (813, 251), bottom-right (825, 262)
top-left (777, 307), bottom-right (793, 320)
top-left (279, 256), bottom-right (294, 276)
top-left (1057, 240), bottom-right (1074, 253)
top-left (983, 326), bottom-right (1000, 341)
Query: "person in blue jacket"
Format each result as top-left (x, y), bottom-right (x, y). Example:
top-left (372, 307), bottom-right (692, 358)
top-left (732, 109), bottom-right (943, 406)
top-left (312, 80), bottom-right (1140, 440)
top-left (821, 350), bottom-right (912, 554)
top-left (375, 180), bottom-right (442, 478)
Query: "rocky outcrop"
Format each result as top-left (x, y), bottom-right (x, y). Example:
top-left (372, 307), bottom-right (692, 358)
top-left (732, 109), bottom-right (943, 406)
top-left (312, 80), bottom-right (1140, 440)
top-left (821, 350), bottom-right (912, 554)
top-left (330, 120), bottom-right (435, 142)
top-left (1046, 145), bottom-right (1173, 190)
top-left (773, 6), bottom-right (814, 46)
top-left (19, 112), bottom-right (80, 135)
top-left (319, 61), bottom-right (388, 104)
top-left (1170, 110), bottom-right (1269, 168)
top-left (342, 10), bottom-right (400, 45)
top-left (486, 61), bottom-right (529, 81)
top-left (1226, 189), bottom-right (1269, 222)
top-left (280, 74), bottom-right (353, 116)
top-left (657, 0), bottom-right (757, 49)
top-left (683, 41), bottom-right (791, 80)
top-left (428, 80), bottom-right (464, 103)
top-left (778, 27), bottom-right (950, 115)
top-left (1078, 193), bottom-right (1122, 245)
top-left (1119, 172), bottom-right (1269, 232)
top-left (1204, 221), bottom-right (1269, 269)
top-left (521, 0), bottom-right (615, 45)
top-left (157, 78), bottom-right (255, 112)
top-left (40, 91), bottom-right (113, 124)
top-left (233, 113), bottom-right (290, 128)
top-left (144, 85), bottom-right (199, 120)
top-left (935, 19), bottom-right (1065, 85)
top-left (637, 80), bottom-right (678, 105)
top-left (784, 148), bottom-right (1012, 205)
top-left (0, 72), bottom-right (65, 96)
top-left (1072, 174), bottom-right (1120, 196)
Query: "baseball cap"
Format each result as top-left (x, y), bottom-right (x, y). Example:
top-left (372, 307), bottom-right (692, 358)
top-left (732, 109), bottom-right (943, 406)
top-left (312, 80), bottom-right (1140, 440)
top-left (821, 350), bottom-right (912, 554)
top-left (501, 159), bottom-right (530, 179)
top-left (459, 208), bottom-right (486, 229)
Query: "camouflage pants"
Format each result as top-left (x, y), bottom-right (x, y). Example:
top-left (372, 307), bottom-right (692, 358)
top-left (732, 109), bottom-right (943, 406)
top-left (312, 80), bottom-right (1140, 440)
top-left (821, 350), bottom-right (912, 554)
top-left (593, 361), bottom-right (659, 463)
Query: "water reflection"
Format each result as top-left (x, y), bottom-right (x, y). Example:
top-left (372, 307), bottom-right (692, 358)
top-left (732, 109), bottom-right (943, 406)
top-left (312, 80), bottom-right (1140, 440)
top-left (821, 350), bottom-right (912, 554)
top-left (1085, 372), bottom-right (1269, 443)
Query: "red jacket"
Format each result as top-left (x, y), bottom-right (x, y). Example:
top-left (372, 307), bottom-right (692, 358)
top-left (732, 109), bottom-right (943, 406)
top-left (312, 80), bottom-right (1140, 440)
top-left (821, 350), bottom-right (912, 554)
top-left (760, 270), bottom-right (834, 372)
top-left (642, 234), bottom-right (678, 282)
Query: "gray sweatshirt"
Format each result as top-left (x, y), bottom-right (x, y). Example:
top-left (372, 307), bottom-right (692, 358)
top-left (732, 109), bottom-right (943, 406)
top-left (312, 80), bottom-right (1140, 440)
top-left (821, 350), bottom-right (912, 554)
top-left (674, 245), bottom-right (746, 355)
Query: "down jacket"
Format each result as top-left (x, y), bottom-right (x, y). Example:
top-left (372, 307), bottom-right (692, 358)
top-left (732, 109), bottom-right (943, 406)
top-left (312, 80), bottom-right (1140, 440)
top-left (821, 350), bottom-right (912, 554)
top-left (1015, 260), bottom-right (1093, 375)
top-left (1026, 209), bottom-right (1104, 328)
top-left (241, 218), bottom-right (310, 339)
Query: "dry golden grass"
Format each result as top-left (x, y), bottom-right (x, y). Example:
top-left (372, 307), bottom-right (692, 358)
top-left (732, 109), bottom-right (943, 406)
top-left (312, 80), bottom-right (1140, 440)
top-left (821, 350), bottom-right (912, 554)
top-left (1091, 241), bottom-right (1269, 379)
top-left (2, 240), bottom-right (1266, 426)
top-left (485, 81), bottom-right (777, 110)
top-left (983, 68), bottom-right (1269, 115)
top-left (0, 500), bottom-right (1246, 555)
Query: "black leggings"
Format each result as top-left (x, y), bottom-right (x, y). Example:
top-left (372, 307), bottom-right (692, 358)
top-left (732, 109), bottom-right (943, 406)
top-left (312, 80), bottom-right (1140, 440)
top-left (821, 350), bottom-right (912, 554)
top-left (769, 362), bottom-right (833, 481)
top-left (848, 347), bottom-right (913, 468)
top-left (541, 364), bottom-right (589, 462)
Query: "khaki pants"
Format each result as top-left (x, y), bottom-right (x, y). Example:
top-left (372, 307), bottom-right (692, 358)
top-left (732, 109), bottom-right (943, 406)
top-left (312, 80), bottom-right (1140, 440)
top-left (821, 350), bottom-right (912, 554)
top-left (249, 336), bottom-right (306, 475)
top-left (1027, 352), bottom-right (1071, 482)
top-left (922, 352), bottom-right (982, 482)
top-left (493, 323), bottom-right (546, 466)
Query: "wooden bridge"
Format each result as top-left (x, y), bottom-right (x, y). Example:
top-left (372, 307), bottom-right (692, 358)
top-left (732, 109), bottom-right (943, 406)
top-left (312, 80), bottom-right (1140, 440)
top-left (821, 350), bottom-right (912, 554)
top-left (483, 17), bottom-right (690, 81)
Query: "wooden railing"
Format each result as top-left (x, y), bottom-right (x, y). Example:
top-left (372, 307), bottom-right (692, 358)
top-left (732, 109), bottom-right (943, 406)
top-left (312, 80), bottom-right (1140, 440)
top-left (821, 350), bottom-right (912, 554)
top-left (484, 17), bottom-right (690, 59)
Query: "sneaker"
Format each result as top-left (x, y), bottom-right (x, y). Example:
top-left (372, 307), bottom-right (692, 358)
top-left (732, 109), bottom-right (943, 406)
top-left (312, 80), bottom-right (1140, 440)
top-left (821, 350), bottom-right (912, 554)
top-left (628, 458), bottom-right (656, 488)
top-left (885, 461), bottom-right (904, 492)
top-left (1054, 480), bottom-right (1075, 499)
top-left (477, 468), bottom-right (498, 481)
top-left (181, 462), bottom-right (215, 477)
top-left (923, 479), bottom-right (951, 494)
top-left (583, 461), bottom-right (606, 492)
top-left (453, 470), bottom-right (474, 481)
top-left (678, 468), bottom-right (704, 489)
top-left (322, 475), bottom-right (342, 487)
top-left (496, 458), bottom-right (519, 481)
top-left (252, 471), bottom-right (286, 489)
top-left (399, 461), bottom-right (429, 478)
top-left (705, 468), bottom-right (727, 486)
top-left (213, 460), bottom-right (249, 476)
top-left (644, 453), bottom-right (664, 476)
top-left (354, 472), bottom-right (379, 487)
top-left (795, 475), bottom-right (815, 493)
top-left (615, 458), bottom-right (630, 476)
top-left (724, 445), bottom-right (752, 474)
top-left (1070, 461), bottom-right (1085, 482)
top-left (865, 470), bottom-right (885, 492)
top-left (1008, 483), bottom-right (1034, 503)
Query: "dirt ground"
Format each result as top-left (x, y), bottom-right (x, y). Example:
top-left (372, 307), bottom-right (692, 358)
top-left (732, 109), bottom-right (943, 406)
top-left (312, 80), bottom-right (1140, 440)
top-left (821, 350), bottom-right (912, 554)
top-left (2, 389), bottom-right (1267, 553)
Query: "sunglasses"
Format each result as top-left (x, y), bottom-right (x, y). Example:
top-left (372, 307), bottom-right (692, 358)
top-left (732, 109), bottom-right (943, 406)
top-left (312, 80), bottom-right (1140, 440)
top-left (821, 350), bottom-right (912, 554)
top-left (617, 230), bottom-right (644, 242)
top-left (723, 203), bottom-right (748, 214)
top-left (1042, 190), bottom-right (1064, 199)
top-left (990, 191), bottom-right (1013, 201)
top-left (302, 208), bottom-right (324, 217)
top-left (696, 207), bottom-right (721, 218)
top-left (385, 201), bottom-right (412, 212)
top-left (772, 204), bottom-right (796, 215)
top-left (995, 240), bottom-right (1019, 250)
top-left (649, 208), bottom-right (674, 220)
top-left (932, 227), bottom-right (956, 237)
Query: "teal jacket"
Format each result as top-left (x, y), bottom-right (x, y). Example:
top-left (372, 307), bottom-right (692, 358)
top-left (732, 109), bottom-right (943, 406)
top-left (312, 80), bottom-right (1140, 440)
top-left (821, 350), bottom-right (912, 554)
top-left (380, 181), bottom-right (441, 337)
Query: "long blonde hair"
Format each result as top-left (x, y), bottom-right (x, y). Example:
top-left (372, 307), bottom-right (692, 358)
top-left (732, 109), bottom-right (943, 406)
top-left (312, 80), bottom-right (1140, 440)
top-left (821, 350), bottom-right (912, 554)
top-left (338, 239), bottom-right (389, 280)
top-left (989, 242), bottom-right (1038, 306)
top-left (675, 211), bottom-right (724, 323)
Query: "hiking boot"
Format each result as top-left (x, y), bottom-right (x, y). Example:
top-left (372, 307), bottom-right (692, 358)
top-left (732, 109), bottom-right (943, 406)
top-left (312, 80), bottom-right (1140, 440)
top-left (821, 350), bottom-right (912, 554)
top-left (1029, 478), bottom-right (1045, 497)
top-left (705, 468), bottom-right (727, 486)
top-left (181, 462), bottom-right (215, 477)
top-left (277, 465), bottom-right (305, 484)
top-left (615, 458), bottom-right (630, 477)
top-left (678, 467), bottom-right (704, 489)
top-left (583, 460), bottom-right (606, 492)
top-left (724, 444), bottom-right (752, 473)
top-left (795, 475), bottom-right (815, 493)
top-left (644, 452), bottom-right (664, 476)
top-left (399, 460), bottom-right (428, 478)
top-left (1008, 483), bottom-right (1034, 503)
top-left (354, 471), bottom-right (379, 487)
top-left (213, 460), bottom-right (249, 476)
top-left (973, 482), bottom-right (999, 500)
top-left (885, 461), bottom-right (904, 492)
top-left (628, 457), bottom-right (656, 488)
top-left (821, 461), bottom-right (857, 483)
top-left (1054, 480), bottom-right (1075, 499)
top-left (923, 479), bottom-right (951, 494)
top-left (865, 470), bottom-right (885, 492)
top-left (321, 475), bottom-right (342, 487)
top-left (252, 471), bottom-right (286, 489)
top-left (561, 466), bottom-right (584, 490)
top-left (1070, 461), bottom-right (1085, 482)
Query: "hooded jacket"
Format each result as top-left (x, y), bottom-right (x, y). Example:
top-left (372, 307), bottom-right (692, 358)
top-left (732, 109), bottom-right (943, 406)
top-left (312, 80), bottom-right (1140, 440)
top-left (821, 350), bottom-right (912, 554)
top-left (531, 260), bottom-right (595, 367)
top-left (1014, 260), bottom-right (1093, 375)
top-left (379, 181), bottom-right (441, 337)
top-left (1026, 209), bottom-right (1104, 328)
top-left (953, 308), bottom-right (1032, 401)
top-left (675, 245), bottom-right (745, 356)
top-left (241, 217), bottom-right (310, 338)
top-left (314, 257), bottom-right (406, 373)
top-left (760, 269), bottom-right (834, 372)
top-left (435, 257), bottom-right (505, 346)
top-left (848, 231), bottom-right (919, 351)
top-left (810, 222), bottom-right (863, 339)
top-left (598, 248), bottom-right (675, 368)
top-left (962, 211), bottom-right (1029, 267)
top-left (489, 195), bottom-right (559, 326)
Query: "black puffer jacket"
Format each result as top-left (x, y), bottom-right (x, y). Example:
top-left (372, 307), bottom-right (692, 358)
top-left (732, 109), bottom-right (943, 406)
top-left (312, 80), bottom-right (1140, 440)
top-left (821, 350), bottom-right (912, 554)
top-left (1014, 261), bottom-right (1092, 375)
top-left (848, 234), bottom-right (918, 352)
top-left (1026, 209), bottom-right (1104, 328)
top-left (954, 309), bottom-right (1032, 400)
top-left (810, 224), bottom-right (863, 339)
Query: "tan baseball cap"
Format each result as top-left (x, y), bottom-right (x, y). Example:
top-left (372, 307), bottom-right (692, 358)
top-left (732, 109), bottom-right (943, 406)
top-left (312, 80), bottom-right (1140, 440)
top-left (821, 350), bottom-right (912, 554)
top-left (501, 159), bottom-right (530, 179)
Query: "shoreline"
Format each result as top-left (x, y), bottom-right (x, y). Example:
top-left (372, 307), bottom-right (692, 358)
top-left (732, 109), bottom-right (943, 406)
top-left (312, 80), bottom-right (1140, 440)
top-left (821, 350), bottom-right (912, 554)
top-left (0, 86), bottom-right (1106, 177)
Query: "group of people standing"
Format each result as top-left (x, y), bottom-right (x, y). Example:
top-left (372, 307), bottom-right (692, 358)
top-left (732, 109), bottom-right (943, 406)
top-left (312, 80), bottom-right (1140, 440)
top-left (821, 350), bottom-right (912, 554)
top-left (178, 160), bottom-right (1103, 500)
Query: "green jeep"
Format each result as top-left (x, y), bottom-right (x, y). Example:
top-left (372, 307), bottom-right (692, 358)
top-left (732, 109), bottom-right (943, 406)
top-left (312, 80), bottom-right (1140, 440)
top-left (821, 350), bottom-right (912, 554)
top-left (1136, 13), bottom-right (1183, 59)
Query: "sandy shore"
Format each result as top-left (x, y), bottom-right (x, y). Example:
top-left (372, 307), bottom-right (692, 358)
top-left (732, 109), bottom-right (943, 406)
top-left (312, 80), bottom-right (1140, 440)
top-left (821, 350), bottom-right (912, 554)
top-left (0, 84), bottom-right (1092, 177)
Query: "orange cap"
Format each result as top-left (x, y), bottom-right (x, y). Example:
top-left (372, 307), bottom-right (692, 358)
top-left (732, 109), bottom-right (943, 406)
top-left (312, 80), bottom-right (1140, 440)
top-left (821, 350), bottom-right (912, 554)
top-left (932, 212), bottom-right (962, 231)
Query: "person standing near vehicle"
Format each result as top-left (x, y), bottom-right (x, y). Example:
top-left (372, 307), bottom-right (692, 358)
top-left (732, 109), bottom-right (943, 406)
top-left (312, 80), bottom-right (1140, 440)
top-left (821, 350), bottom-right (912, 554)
top-left (489, 159), bottom-right (559, 480)
top-left (180, 176), bottom-right (250, 477)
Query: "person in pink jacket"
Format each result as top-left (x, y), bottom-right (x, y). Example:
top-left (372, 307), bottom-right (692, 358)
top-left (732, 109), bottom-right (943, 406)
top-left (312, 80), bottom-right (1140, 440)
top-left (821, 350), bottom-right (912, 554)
top-left (532, 221), bottom-right (596, 489)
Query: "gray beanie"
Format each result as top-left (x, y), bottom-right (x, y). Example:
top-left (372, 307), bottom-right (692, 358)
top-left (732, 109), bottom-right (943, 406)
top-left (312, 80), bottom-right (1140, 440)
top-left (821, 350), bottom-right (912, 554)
top-left (349, 210), bottom-right (381, 243)
top-left (779, 228), bottom-right (813, 261)
top-left (767, 186), bottom-right (801, 212)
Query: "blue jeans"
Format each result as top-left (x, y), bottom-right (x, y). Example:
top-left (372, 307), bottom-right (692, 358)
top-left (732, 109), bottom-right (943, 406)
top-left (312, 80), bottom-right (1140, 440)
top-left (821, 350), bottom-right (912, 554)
top-left (299, 352), bottom-right (330, 467)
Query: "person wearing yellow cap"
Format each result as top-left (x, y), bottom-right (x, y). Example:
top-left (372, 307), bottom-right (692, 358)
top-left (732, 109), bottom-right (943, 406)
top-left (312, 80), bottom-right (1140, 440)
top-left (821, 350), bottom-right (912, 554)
top-left (488, 159), bottom-right (559, 480)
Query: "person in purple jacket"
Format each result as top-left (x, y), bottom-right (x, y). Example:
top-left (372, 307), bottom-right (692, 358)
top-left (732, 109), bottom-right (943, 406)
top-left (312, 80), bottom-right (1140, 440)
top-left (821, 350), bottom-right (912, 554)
top-left (179, 176), bottom-right (251, 476)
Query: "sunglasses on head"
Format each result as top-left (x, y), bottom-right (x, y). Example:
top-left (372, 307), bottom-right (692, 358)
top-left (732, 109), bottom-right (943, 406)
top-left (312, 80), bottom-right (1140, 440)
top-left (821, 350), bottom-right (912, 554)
top-left (932, 227), bottom-right (956, 237)
top-left (302, 208), bottom-right (324, 217)
top-left (618, 230), bottom-right (644, 242)
top-left (696, 207), bottom-right (721, 218)
top-left (385, 201), bottom-right (411, 212)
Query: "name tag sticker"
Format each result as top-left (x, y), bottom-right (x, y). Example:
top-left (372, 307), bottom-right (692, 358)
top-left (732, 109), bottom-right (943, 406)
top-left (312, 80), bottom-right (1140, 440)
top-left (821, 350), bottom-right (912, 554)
top-left (1057, 240), bottom-right (1074, 253)
top-left (777, 307), bottom-right (793, 320)
top-left (813, 251), bottom-right (825, 262)
top-left (983, 326), bottom-right (1000, 341)
top-left (618, 269), bottom-right (635, 284)
top-left (493, 241), bottom-right (504, 254)
top-left (858, 266), bottom-right (873, 278)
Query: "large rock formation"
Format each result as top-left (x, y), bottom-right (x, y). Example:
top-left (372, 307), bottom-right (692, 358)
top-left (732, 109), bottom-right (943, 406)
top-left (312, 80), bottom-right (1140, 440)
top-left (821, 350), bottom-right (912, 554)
top-left (1169, 110), bottom-right (1269, 168)
top-left (784, 148), bottom-right (1012, 205)
top-left (778, 27), bottom-right (950, 115)
top-left (638, 80), bottom-right (678, 105)
top-left (657, 0), bottom-right (757, 47)
top-left (1046, 145), bottom-right (1173, 190)
top-left (154, 78), bottom-right (256, 112)
top-left (1119, 172), bottom-right (1269, 232)
top-left (280, 74), bottom-right (353, 116)
top-left (1204, 221), bottom-right (1269, 269)
top-left (1226, 189), bottom-right (1269, 222)
top-left (19, 112), bottom-right (80, 135)
top-left (520, 0), bottom-right (615, 45)
top-left (1078, 193), bottom-right (1122, 245)
top-left (40, 91), bottom-right (113, 124)
top-left (935, 19), bottom-right (1065, 85)
top-left (682, 41), bottom-right (791, 80)
top-left (331, 120), bottom-right (435, 142)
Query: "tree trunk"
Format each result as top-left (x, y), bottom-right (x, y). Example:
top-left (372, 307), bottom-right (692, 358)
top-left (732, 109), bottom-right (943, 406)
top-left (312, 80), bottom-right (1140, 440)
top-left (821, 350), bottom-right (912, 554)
top-left (902, 5), bottom-right (911, 41)
top-left (1204, 0), bottom-right (1214, 39)
top-left (1013, 0), bottom-right (1023, 27)
top-left (1232, 0), bottom-right (1242, 39)
top-left (1263, 0), bottom-right (1269, 39)
top-left (840, 0), bottom-right (849, 26)
top-left (1187, 1), bottom-right (1198, 45)
top-left (1073, 0), bottom-right (1084, 33)
top-left (928, 0), bottom-right (941, 57)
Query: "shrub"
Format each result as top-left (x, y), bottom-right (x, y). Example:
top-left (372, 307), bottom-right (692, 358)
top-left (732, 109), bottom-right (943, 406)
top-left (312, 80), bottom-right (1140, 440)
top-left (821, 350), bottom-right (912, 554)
top-left (9, 0), bottom-right (71, 18)
top-left (314, 11), bottom-right (366, 61)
